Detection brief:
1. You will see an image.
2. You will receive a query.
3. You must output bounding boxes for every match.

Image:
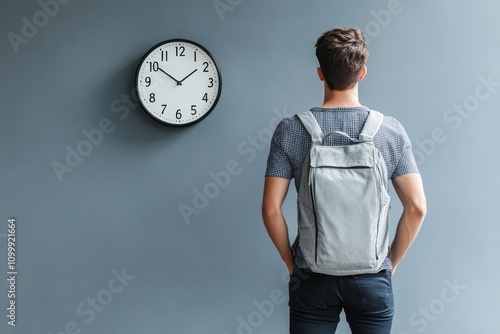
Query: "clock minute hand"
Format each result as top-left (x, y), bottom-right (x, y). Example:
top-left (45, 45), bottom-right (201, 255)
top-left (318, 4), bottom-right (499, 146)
top-left (179, 69), bottom-right (198, 84)
top-left (158, 67), bottom-right (181, 86)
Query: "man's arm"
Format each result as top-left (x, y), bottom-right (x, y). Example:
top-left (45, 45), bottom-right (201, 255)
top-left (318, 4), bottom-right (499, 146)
top-left (262, 176), bottom-right (294, 275)
top-left (389, 173), bottom-right (427, 275)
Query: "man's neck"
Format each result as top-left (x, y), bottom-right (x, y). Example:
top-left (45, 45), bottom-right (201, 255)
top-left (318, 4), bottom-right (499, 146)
top-left (320, 85), bottom-right (361, 109)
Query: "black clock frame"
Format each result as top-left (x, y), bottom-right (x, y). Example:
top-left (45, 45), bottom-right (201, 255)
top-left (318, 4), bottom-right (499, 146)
top-left (135, 38), bottom-right (222, 127)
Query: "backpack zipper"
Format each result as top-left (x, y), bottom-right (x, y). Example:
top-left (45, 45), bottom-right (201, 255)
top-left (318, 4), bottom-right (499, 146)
top-left (309, 170), bottom-right (319, 264)
top-left (374, 156), bottom-right (385, 261)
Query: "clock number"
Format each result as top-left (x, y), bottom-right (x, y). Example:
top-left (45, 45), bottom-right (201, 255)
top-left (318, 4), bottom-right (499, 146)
top-left (176, 109), bottom-right (182, 119)
top-left (161, 104), bottom-right (167, 114)
top-left (208, 78), bottom-right (214, 88)
top-left (149, 61), bottom-right (159, 72)
top-left (203, 62), bottom-right (209, 72)
top-left (149, 93), bottom-right (155, 103)
top-left (191, 105), bottom-right (197, 115)
top-left (202, 93), bottom-right (208, 103)
top-left (176, 46), bottom-right (185, 57)
top-left (145, 77), bottom-right (151, 87)
top-left (161, 51), bottom-right (168, 61)
top-left (194, 51), bottom-right (197, 62)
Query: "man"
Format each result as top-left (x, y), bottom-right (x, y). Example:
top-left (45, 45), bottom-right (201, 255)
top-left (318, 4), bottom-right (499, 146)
top-left (262, 28), bottom-right (427, 333)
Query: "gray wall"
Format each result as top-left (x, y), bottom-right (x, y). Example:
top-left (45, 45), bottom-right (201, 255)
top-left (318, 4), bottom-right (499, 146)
top-left (1, 0), bottom-right (499, 333)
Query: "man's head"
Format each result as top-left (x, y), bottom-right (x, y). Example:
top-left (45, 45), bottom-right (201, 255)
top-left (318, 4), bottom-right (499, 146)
top-left (315, 28), bottom-right (368, 91)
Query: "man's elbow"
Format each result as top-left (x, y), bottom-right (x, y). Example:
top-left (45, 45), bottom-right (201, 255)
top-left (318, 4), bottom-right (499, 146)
top-left (407, 201), bottom-right (427, 220)
top-left (262, 204), bottom-right (282, 222)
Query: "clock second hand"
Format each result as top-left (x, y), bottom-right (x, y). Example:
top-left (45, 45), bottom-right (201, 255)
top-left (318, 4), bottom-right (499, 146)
top-left (179, 69), bottom-right (198, 85)
top-left (158, 67), bottom-right (182, 86)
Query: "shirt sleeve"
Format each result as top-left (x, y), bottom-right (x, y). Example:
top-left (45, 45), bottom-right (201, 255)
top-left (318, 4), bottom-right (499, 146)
top-left (391, 122), bottom-right (420, 179)
top-left (265, 119), bottom-right (293, 180)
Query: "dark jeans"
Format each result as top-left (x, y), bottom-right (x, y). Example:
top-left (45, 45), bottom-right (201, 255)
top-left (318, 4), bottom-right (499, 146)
top-left (289, 267), bottom-right (394, 334)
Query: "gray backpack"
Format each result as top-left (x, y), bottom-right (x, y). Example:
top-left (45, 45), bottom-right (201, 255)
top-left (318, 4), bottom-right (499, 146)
top-left (296, 110), bottom-right (390, 276)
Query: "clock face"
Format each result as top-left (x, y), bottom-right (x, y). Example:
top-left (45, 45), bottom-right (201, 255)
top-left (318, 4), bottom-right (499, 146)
top-left (136, 39), bottom-right (222, 126)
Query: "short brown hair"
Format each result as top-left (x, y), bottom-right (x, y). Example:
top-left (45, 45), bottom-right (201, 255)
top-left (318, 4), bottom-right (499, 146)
top-left (315, 28), bottom-right (368, 91)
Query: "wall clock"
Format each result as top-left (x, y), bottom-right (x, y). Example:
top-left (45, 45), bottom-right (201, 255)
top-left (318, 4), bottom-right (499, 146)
top-left (136, 39), bottom-right (222, 126)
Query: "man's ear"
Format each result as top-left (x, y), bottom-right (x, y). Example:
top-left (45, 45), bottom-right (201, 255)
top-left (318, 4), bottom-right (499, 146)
top-left (317, 67), bottom-right (324, 81)
top-left (359, 66), bottom-right (367, 81)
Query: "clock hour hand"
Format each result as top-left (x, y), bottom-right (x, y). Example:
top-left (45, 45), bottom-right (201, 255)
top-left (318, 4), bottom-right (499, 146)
top-left (158, 67), bottom-right (182, 86)
top-left (179, 69), bottom-right (198, 84)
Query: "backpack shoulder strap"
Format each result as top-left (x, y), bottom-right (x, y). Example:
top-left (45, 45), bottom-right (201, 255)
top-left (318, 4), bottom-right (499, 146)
top-left (296, 111), bottom-right (324, 145)
top-left (359, 110), bottom-right (384, 142)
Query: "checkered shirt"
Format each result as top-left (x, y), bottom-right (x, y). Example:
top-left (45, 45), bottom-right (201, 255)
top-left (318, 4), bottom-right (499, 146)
top-left (265, 106), bottom-right (419, 270)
